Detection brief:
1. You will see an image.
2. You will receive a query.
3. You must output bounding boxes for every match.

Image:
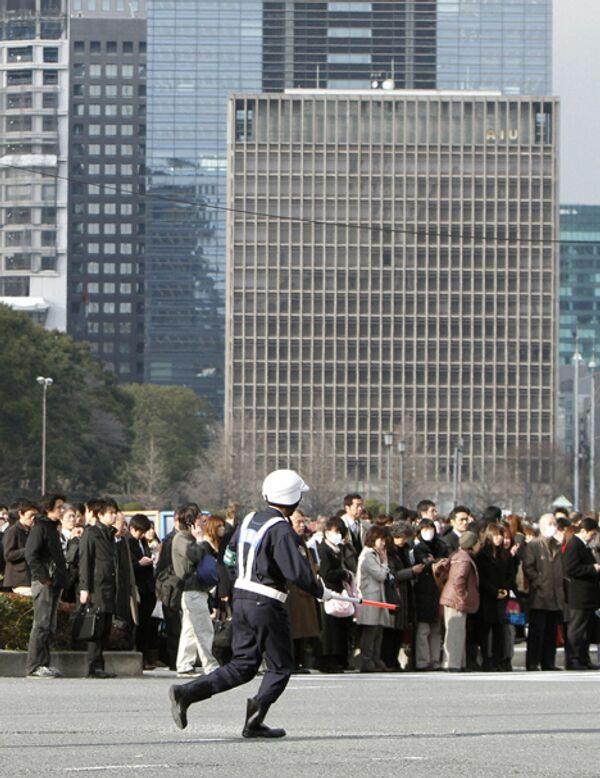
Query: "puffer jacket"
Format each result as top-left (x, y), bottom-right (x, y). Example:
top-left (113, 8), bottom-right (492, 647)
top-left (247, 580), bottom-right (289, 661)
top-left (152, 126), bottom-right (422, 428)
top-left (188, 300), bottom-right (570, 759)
top-left (440, 549), bottom-right (480, 614)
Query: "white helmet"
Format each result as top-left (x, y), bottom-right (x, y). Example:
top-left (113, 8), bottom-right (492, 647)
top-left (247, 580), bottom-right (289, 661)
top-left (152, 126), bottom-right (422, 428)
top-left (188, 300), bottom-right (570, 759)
top-left (262, 469), bottom-right (309, 506)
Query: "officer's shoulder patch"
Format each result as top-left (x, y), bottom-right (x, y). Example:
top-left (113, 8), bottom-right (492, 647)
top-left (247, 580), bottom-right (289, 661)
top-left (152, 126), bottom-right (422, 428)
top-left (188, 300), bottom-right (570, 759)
top-left (298, 545), bottom-right (307, 558)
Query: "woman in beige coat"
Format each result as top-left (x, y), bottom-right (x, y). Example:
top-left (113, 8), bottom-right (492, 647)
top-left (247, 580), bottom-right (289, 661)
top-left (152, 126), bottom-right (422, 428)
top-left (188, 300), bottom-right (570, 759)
top-left (357, 526), bottom-right (392, 672)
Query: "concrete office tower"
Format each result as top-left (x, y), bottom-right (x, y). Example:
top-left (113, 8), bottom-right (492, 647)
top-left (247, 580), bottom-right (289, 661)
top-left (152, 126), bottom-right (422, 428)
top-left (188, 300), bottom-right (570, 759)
top-left (437, 0), bottom-right (552, 95)
top-left (263, 0), bottom-right (436, 91)
top-left (67, 0), bottom-right (146, 382)
top-left (0, 0), bottom-right (69, 329)
top-left (559, 205), bottom-right (600, 367)
top-left (226, 90), bottom-right (558, 486)
top-left (145, 1), bottom-right (263, 411)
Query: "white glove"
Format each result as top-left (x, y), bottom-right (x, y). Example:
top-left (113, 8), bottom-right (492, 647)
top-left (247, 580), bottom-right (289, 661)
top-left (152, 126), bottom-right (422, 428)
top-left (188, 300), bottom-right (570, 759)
top-left (320, 585), bottom-right (335, 602)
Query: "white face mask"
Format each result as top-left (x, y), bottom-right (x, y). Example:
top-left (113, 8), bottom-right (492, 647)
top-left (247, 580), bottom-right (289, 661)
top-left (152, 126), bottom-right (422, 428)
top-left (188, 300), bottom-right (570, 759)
top-left (541, 525), bottom-right (557, 539)
top-left (421, 530), bottom-right (435, 543)
top-left (327, 531), bottom-right (342, 546)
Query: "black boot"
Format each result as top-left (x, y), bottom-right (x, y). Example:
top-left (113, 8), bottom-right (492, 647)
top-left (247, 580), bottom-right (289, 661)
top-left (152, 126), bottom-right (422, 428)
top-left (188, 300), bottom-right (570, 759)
top-left (242, 698), bottom-right (286, 739)
top-left (169, 677), bottom-right (212, 730)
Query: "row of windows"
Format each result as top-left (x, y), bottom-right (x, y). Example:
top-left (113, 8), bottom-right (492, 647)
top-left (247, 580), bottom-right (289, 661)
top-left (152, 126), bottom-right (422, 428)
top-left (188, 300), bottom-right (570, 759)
top-left (73, 163), bottom-right (139, 176)
top-left (73, 103), bottom-right (141, 117)
top-left (84, 302), bottom-right (138, 314)
top-left (4, 91), bottom-right (58, 109)
top-left (72, 63), bottom-right (145, 79)
top-left (73, 124), bottom-right (144, 137)
top-left (5, 116), bottom-right (58, 132)
top-left (2, 254), bottom-right (56, 272)
top-left (3, 229), bottom-right (55, 246)
top-left (73, 83), bottom-right (145, 97)
top-left (71, 0), bottom-right (141, 13)
top-left (73, 40), bottom-right (145, 54)
top-left (75, 281), bottom-right (140, 294)
top-left (71, 242), bottom-right (139, 255)
top-left (72, 223), bottom-right (140, 236)
top-left (6, 45), bottom-right (59, 63)
top-left (72, 202), bottom-right (140, 216)
top-left (73, 143), bottom-right (141, 157)
top-left (6, 69), bottom-right (60, 86)
top-left (71, 261), bottom-right (139, 275)
top-left (3, 206), bottom-right (56, 225)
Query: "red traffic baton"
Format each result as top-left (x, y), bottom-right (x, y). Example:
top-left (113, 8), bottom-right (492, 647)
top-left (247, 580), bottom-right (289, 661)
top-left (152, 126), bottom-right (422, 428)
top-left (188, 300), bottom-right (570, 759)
top-left (328, 593), bottom-right (398, 611)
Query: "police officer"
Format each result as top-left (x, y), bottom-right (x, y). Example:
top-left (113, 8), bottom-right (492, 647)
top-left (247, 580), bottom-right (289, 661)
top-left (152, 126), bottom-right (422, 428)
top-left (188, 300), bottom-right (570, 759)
top-left (169, 469), bottom-right (335, 738)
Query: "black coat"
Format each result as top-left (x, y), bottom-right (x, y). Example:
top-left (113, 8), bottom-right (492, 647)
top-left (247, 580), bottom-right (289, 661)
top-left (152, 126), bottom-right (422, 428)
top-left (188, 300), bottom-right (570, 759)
top-left (127, 535), bottom-right (155, 597)
top-left (3, 521), bottom-right (31, 588)
top-left (413, 536), bottom-right (448, 623)
top-left (475, 545), bottom-right (514, 624)
top-left (79, 522), bottom-right (117, 613)
top-left (25, 515), bottom-right (67, 589)
top-left (388, 545), bottom-right (415, 630)
top-left (317, 541), bottom-right (352, 593)
top-left (564, 535), bottom-right (600, 610)
top-left (61, 536), bottom-right (80, 603)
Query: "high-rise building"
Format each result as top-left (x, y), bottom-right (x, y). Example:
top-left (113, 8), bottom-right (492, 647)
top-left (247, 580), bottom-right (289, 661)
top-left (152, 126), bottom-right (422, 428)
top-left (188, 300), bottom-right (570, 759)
top-left (263, 0), bottom-right (436, 91)
top-left (144, 1), bottom-right (263, 410)
top-left (67, 0), bottom-right (146, 382)
top-left (226, 90), bottom-right (558, 485)
top-left (559, 205), bottom-right (600, 367)
top-left (0, 0), bottom-right (69, 329)
top-left (436, 0), bottom-right (552, 95)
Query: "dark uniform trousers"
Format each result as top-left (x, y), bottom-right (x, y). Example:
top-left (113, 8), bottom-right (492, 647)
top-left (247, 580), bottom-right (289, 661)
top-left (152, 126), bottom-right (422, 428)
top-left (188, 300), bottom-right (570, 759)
top-left (200, 596), bottom-right (293, 705)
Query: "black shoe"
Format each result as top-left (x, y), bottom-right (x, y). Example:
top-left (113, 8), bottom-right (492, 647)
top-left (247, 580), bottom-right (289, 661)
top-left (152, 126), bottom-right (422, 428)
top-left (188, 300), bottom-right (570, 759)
top-left (541, 666), bottom-right (563, 671)
top-left (169, 685), bottom-right (189, 730)
top-left (526, 665), bottom-right (541, 671)
top-left (566, 662), bottom-right (588, 670)
top-left (242, 698), bottom-right (286, 739)
top-left (87, 669), bottom-right (117, 679)
top-left (585, 663), bottom-right (600, 670)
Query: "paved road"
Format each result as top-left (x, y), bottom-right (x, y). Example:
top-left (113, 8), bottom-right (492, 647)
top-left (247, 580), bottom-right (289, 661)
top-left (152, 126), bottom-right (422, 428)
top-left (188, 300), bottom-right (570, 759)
top-left (1, 669), bottom-right (600, 777)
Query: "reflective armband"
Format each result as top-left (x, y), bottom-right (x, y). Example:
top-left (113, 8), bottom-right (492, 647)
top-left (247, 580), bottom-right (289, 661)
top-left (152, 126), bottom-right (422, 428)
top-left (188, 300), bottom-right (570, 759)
top-left (223, 547), bottom-right (237, 567)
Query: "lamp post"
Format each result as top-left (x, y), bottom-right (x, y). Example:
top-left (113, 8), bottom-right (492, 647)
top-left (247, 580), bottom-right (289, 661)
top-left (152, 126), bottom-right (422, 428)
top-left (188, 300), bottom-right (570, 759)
top-left (573, 343), bottom-right (582, 511)
top-left (590, 355), bottom-right (596, 511)
top-left (36, 376), bottom-right (53, 494)
top-left (383, 432), bottom-right (393, 513)
top-left (397, 440), bottom-right (406, 507)
top-left (452, 437), bottom-right (464, 507)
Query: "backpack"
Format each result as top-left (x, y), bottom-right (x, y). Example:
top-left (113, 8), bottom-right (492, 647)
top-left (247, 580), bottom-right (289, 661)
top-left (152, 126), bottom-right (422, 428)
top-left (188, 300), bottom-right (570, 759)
top-left (432, 556), bottom-right (452, 591)
top-left (155, 564), bottom-right (184, 611)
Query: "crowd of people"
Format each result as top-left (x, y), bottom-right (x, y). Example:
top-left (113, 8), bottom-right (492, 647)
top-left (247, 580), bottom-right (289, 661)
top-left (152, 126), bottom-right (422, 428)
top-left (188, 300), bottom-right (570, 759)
top-left (1, 491), bottom-right (599, 678)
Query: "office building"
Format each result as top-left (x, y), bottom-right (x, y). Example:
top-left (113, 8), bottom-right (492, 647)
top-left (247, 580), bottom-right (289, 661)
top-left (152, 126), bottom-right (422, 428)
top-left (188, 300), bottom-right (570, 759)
top-left (263, 0), bottom-right (436, 91)
top-left (67, 0), bottom-right (146, 381)
top-left (0, 0), bottom-right (69, 329)
top-left (226, 90), bottom-right (558, 485)
top-left (437, 0), bottom-right (552, 95)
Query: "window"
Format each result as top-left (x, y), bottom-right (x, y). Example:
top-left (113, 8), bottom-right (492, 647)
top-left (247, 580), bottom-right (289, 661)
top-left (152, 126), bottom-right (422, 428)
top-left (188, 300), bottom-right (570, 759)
top-left (106, 41), bottom-right (117, 53)
top-left (42, 92), bottom-right (58, 108)
top-left (106, 64), bottom-right (117, 78)
top-left (88, 203), bottom-right (100, 215)
top-left (90, 41), bottom-right (101, 53)
top-left (122, 85), bottom-right (133, 97)
top-left (41, 230), bottom-right (55, 246)
top-left (73, 83), bottom-right (84, 96)
top-left (8, 46), bottom-right (33, 63)
top-left (120, 224), bottom-right (132, 235)
top-left (104, 203), bottom-right (116, 215)
top-left (120, 263), bottom-right (132, 274)
top-left (139, 41), bottom-right (146, 54)
top-left (41, 255), bottom-right (57, 271)
top-left (121, 144), bottom-right (133, 155)
top-left (89, 85), bottom-right (101, 97)
top-left (120, 283), bottom-right (132, 295)
top-left (90, 65), bottom-right (102, 78)
top-left (88, 262), bottom-right (100, 274)
top-left (0, 277), bottom-right (29, 296)
top-left (105, 144), bottom-right (117, 155)
top-left (72, 63), bottom-right (85, 78)
top-left (104, 262), bottom-right (116, 273)
top-left (104, 164), bottom-right (116, 175)
top-left (103, 303), bottom-right (115, 313)
top-left (42, 116), bottom-right (57, 131)
top-left (7, 70), bottom-right (32, 86)
top-left (88, 144), bottom-right (101, 155)
top-left (6, 185), bottom-right (32, 201)
top-left (121, 105), bottom-right (134, 117)
top-left (5, 253), bottom-right (31, 270)
top-left (105, 125), bottom-right (117, 135)
top-left (41, 206), bottom-right (56, 222)
top-left (121, 125), bottom-right (134, 136)
top-left (43, 70), bottom-right (59, 85)
top-left (74, 41), bottom-right (85, 53)
top-left (103, 282), bottom-right (115, 293)
top-left (43, 48), bottom-right (59, 63)
top-left (40, 21), bottom-right (62, 38)
top-left (123, 41), bottom-right (133, 53)
top-left (119, 302), bottom-right (132, 313)
top-left (105, 85), bottom-right (117, 97)
top-left (121, 164), bottom-right (133, 175)
top-left (104, 244), bottom-right (116, 255)
top-left (327, 27), bottom-right (372, 37)
top-left (105, 104), bottom-right (117, 116)
top-left (120, 203), bottom-right (132, 215)
top-left (104, 224), bottom-right (116, 234)
top-left (73, 104), bottom-right (85, 116)
top-left (6, 116), bottom-right (32, 132)
top-left (7, 92), bottom-right (32, 109)
top-left (88, 164), bottom-right (100, 175)
top-left (88, 224), bottom-right (100, 235)
top-left (6, 230), bottom-right (31, 246)
top-left (89, 124), bottom-right (101, 135)
top-left (6, 207), bottom-right (31, 224)
top-left (89, 104), bottom-right (101, 116)
top-left (122, 65), bottom-right (134, 78)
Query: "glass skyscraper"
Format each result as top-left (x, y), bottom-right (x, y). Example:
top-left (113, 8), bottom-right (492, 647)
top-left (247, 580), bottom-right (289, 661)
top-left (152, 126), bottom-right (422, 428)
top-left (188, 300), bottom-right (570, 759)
top-left (559, 206), bottom-right (600, 366)
top-left (437, 0), bottom-right (552, 94)
top-left (145, 1), bottom-right (262, 410)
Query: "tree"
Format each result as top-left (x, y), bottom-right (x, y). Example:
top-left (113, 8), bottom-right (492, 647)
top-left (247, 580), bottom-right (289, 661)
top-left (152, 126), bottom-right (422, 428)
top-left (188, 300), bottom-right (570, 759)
top-left (122, 383), bottom-right (212, 505)
top-left (0, 305), bottom-right (132, 497)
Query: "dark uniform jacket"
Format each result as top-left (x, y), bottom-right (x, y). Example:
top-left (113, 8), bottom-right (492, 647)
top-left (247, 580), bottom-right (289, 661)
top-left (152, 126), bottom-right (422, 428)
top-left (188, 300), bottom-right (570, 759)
top-left (3, 521), bottom-right (31, 588)
top-left (25, 515), bottom-right (67, 589)
top-left (229, 508), bottom-right (323, 602)
top-left (79, 522), bottom-right (117, 613)
top-left (523, 536), bottom-right (565, 611)
top-left (564, 535), bottom-right (600, 610)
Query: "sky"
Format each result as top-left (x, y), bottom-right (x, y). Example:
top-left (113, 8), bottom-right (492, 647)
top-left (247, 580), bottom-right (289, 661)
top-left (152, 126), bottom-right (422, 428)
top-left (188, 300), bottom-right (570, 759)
top-left (554, 0), bottom-right (600, 205)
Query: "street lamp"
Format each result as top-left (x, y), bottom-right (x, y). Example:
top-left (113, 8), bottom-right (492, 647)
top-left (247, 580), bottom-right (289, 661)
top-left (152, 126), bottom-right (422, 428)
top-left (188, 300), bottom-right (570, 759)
top-left (397, 441), bottom-right (406, 507)
top-left (590, 355), bottom-right (596, 511)
top-left (383, 432), bottom-right (393, 513)
top-left (573, 343), bottom-right (582, 510)
top-left (36, 376), bottom-right (53, 494)
top-left (452, 437), bottom-right (464, 507)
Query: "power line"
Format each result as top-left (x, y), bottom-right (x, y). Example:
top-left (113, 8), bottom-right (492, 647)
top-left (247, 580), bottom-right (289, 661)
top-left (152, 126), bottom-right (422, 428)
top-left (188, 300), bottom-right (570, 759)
top-left (0, 160), bottom-right (596, 248)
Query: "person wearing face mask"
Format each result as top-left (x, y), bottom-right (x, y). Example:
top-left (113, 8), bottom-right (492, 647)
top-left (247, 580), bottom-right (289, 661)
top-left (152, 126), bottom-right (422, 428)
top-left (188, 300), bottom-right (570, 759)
top-left (316, 517), bottom-right (355, 673)
top-left (412, 518), bottom-right (449, 670)
top-left (523, 514), bottom-right (565, 671)
top-left (475, 524), bottom-right (515, 671)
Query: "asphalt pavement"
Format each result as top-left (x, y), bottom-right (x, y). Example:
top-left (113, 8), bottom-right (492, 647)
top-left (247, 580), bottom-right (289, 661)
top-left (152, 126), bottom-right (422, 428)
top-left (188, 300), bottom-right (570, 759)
top-left (1, 669), bottom-right (600, 777)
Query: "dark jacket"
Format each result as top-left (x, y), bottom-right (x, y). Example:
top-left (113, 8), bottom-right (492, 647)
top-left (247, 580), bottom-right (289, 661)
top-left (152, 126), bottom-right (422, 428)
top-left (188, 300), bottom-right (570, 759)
top-left (523, 536), bottom-right (565, 611)
top-left (317, 540), bottom-right (352, 593)
top-left (475, 545), bottom-right (514, 624)
top-left (413, 536), bottom-right (448, 623)
top-left (172, 530), bottom-right (212, 593)
top-left (3, 521), bottom-right (31, 588)
top-left (61, 536), bottom-right (80, 603)
top-left (564, 535), bottom-right (600, 610)
top-left (127, 535), bottom-right (155, 597)
top-left (24, 515), bottom-right (67, 589)
top-left (388, 544), bottom-right (415, 630)
top-left (78, 522), bottom-right (117, 613)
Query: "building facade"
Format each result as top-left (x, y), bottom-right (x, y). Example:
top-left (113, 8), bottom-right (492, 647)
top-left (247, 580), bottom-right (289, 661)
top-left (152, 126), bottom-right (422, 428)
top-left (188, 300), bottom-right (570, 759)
top-left (0, 0), bottom-right (69, 329)
top-left (263, 0), bottom-right (436, 91)
top-left (437, 0), bottom-right (552, 95)
top-left (67, 0), bottom-right (146, 382)
top-left (226, 90), bottom-right (558, 485)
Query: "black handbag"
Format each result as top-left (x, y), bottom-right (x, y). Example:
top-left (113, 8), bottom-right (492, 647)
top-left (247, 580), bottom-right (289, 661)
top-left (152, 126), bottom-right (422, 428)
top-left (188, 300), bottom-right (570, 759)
top-left (384, 574), bottom-right (402, 607)
top-left (212, 618), bottom-right (232, 650)
top-left (74, 605), bottom-right (102, 641)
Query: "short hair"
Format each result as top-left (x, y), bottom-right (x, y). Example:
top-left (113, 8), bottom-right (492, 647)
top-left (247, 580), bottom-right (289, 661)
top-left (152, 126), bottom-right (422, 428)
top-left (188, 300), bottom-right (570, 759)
top-left (554, 507), bottom-right (570, 519)
top-left (364, 525), bottom-right (390, 548)
top-left (416, 499), bottom-right (436, 515)
top-left (97, 497), bottom-right (119, 515)
top-left (40, 493), bottom-right (66, 513)
top-left (85, 497), bottom-right (104, 517)
top-left (482, 506), bottom-right (502, 525)
top-left (579, 517), bottom-right (599, 532)
top-left (556, 516), bottom-right (571, 531)
top-left (325, 517), bottom-right (344, 533)
top-left (417, 518), bottom-right (436, 534)
top-left (9, 497), bottom-right (36, 521)
top-left (129, 513), bottom-right (151, 533)
top-left (448, 506), bottom-right (470, 522)
top-left (343, 493), bottom-right (362, 508)
top-left (178, 503), bottom-right (200, 528)
top-left (389, 521), bottom-right (414, 540)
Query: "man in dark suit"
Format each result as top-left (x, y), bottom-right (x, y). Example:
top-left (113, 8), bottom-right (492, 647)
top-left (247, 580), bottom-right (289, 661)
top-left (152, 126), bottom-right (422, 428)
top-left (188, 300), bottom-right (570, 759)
top-left (442, 506), bottom-right (470, 552)
top-left (564, 517), bottom-right (600, 670)
top-left (79, 497), bottom-right (120, 678)
top-left (127, 513), bottom-right (157, 668)
top-left (341, 493), bottom-right (367, 555)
